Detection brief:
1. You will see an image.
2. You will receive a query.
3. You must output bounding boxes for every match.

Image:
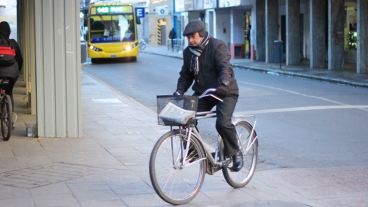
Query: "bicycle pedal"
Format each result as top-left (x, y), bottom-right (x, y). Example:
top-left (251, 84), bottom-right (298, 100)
top-left (221, 159), bottom-right (232, 167)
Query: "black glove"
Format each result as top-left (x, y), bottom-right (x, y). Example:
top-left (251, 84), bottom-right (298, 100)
top-left (173, 90), bottom-right (183, 97)
top-left (215, 85), bottom-right (228, 98)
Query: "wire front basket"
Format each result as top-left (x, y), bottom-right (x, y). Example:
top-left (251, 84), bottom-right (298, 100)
top-left (156, 95), bottom-right (198, 126)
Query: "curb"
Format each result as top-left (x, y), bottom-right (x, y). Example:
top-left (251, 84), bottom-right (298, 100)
top-left (141, 50), bottom-right (183, 60)
top-left (232, 64), bottom-right (368, 88)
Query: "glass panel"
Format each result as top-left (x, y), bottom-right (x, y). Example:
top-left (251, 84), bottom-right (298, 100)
top-left (89, 14), bottom-right (135, 43)
top-left (0, 0), bottom-right (17, 40)
top-left (345, 2), bottom-right (357, 50)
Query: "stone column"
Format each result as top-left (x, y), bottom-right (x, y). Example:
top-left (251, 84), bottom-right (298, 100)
top-left (19, 0), bottom-right (37, 115)
top-left (265, 0), bottom-right (279, 63)
top-left (34, 0), bottom-right (81, 137)
top-left (303, 1), bottom-right (310, 61)
top-left (310, 0), bottom-right (327, 69)
top-left (206, 9), bottom-right (216, 37)
top-left (357, 0), bottom-right (368, 74)
top-left (255, 0), bottom-right (265, 61)
top-left (286, 0), bottom-right (301, 65)
top-left (328, 0), bottom-right (345, 70)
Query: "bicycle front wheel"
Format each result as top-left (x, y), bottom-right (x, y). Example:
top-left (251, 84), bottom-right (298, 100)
top-left (149, 129), bottom-right (206, 205)
top-left (1, 95), bottom-right (12, 141)
top-left (222, 121), bottom-right (258, 188)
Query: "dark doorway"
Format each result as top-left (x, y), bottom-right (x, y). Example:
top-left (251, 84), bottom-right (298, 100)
top-left (281, 15), bottom-right (286, 53)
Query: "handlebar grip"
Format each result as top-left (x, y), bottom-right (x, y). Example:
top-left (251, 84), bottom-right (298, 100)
top-left (199, 88), bottom-right (223, 102)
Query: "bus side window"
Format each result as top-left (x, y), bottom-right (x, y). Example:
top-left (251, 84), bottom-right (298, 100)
top-left (84, 29), bottom-right (88, 41)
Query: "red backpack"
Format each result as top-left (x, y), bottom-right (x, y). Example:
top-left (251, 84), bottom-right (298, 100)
top-left (0, 39), bottom-right (16, 66)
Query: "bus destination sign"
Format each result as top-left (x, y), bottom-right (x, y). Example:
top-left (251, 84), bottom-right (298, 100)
top-left (95, 5), bottom-right (132, 15)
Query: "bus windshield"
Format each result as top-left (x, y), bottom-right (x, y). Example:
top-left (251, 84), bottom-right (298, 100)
top-left (89, 14), bottom-right (135, 43)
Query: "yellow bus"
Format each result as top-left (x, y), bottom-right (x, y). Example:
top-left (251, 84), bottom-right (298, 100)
top-left (87, 3), bottom-right (139, 63)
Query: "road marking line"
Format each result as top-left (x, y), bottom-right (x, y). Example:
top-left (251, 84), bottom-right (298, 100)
top-left (241, 81), bottom-right (349, 105)
top-left (92, 98), bottom-right (122, 103)
top-left (237, 81), bottom-right (368, 113)
top-left (239, 105), bottom-right (368, 115)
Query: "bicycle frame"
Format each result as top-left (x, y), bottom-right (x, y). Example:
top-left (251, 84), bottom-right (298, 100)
top-left (176, 110), bottom-right (258, 170)
top-left (166, 88), bottom-right (258, 169)
top-left (232, 114), bottom-right (258, 155)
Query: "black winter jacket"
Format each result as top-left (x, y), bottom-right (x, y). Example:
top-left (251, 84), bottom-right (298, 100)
top-left (0, 39), bottom-right (22, 78)
top-left (0, 21), bottom-right (23, 78)
top-left (176, 37), bottom-right (239, 96)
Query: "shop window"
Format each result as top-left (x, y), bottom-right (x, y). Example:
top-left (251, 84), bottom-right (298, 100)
top-left (345, 3), bottom-right (357, 50)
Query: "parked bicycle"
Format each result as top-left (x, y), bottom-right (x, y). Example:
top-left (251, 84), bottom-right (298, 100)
top-left (0, 78), bottom-right (12, 141)
top-left (138, 39), bottom-right (146, 50)
top-left (149, 89), bottom-right (258, 205)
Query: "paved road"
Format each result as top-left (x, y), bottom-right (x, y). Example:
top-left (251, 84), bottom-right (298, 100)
top-left (84, 53), bottom-right (368, 170)
top-left (82, 53), bottom-right (368, 206)
top-left (0, 61), bottom-right (367, 206)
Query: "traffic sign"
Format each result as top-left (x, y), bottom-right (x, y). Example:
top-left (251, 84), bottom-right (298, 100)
top-left (135, 7), bottom-right (145, 18)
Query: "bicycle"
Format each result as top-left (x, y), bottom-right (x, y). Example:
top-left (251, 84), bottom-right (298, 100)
top-left (149, 89), bottom-right (258, 205)
top-left (138, 39), bottom-right (146, 50)
top-left (0, 78), bottom-right (12, 141)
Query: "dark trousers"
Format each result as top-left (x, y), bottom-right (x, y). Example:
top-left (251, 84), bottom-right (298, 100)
top-left (170, 39), bottom-right (174, 49)
top-left (196, 94), bottom-right (239, 157)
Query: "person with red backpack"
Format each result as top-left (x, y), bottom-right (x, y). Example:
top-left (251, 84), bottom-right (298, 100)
top-left (0, 21), bottom-right (23, 126)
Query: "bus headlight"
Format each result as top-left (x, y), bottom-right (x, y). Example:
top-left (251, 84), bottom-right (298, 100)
top-left (89, 45), bottom-right (102, 52)
top-left (125, 43), bottom-right (136, 51)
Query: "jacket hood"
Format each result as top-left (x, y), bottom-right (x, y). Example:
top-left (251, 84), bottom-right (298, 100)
top-left (0, 21), bottom-right (11, 39)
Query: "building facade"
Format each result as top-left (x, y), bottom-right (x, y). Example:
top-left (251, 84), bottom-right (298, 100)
top-left (148, 0), bottom-right (174, 46)
top-left (175, 0), bottom-right (368, 73)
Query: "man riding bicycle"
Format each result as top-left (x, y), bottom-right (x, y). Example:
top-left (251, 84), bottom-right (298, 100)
top-left (173, 20), bottom-right (242, 171)
top-left (0, 21), bottom-right (23, 127)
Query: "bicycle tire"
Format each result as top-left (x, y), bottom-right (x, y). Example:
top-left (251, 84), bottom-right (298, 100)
top-left (1, 95), bottom-right (12, 141)
top-left (149, 129), bottom-right (206, 205)
top-left (139, 43), bottom-right (146, 50)
top-left (222, 121), bottom-right (258, 188)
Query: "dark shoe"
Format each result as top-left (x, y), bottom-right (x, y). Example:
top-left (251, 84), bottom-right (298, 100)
top-left (230, 151), bottom-right (243, 172)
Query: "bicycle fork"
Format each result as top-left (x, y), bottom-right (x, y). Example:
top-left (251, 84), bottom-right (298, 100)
top-left (239, 120), bottom-right (258, 156)
top-left (171, 127), bottom-right (205, 169)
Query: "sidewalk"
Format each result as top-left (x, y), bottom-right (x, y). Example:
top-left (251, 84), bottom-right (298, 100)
top-left (0, 72), bottom-right (368, 207)
top-left (143, 45), bottom-right (368, 88)
top-left (1, 73), bottom-right (164, 206)
top-left (0, 69), bottom-right (367, 206)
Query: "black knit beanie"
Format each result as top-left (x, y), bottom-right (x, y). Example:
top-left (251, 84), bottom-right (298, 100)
top-left (0, 21), bottom-right (11, 39)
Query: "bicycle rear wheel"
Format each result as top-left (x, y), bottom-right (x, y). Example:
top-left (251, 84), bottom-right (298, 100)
top-left (1, 95), bottom-right (12, 141)
top-left (149, 129), bottom-right (206, 205)
top-left (222, 121), bottom-right (258, 188)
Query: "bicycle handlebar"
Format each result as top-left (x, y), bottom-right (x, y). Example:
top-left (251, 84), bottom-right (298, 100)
top-left (198, 88), bottom-right (223, 102)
